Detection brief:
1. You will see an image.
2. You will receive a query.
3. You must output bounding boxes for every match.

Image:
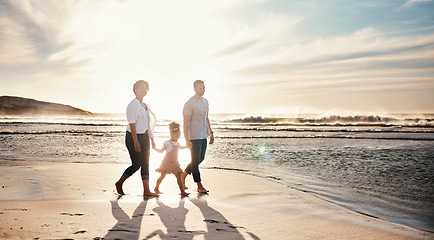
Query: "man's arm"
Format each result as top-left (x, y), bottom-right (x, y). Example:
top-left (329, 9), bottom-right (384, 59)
top-left (183, 114), bottom-right (192, 148)
top-left (207, 116), bottom-right (214, 144)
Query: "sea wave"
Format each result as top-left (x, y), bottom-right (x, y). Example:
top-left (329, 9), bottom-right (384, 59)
top-left (0, 121), bottom-right (124, 127)
top-left (0, 130), bottom-right (123, 135)
top-left (216, 127), bottom-right (434, 133)
top-left (216, 135), bottom-right (434, 141)
top-left (228, 115), bottom-right (434, 127)
top-left (1, 132), bottom-right (432, 140)
top-left (2, 114), bottom-right (434, 128)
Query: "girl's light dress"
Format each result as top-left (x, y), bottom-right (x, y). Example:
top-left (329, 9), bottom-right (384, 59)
top-left (155, 140), bottom-right (183, 175)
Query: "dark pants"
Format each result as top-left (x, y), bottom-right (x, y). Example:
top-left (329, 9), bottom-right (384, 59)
top-left (185, 139), bottom-right (207, 183)
top-left (123, 131), bottom-right (150, 180)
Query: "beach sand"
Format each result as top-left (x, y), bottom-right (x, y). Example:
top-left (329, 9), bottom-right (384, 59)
top-left (0, 161), bottom-right (432, 240)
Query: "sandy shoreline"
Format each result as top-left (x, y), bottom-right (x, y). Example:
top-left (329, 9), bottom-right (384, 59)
top-left (0, 161), bottom-right (432, 239)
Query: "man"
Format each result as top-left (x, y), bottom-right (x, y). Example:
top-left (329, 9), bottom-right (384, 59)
top-left (181, 80), bottom-right (214, 193)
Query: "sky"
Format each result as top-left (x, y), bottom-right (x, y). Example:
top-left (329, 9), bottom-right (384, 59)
top-left (1, 0), bottom-right (433, 118)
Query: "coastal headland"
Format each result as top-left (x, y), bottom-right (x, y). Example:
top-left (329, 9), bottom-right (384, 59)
top-left (0, 96), bottom-right (92, 115)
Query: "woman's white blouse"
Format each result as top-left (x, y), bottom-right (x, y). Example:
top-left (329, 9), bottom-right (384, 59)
top-left (126, 98), bottom-right (154, 138)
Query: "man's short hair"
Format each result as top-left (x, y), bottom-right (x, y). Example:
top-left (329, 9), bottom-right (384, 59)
top-left (194, 80), bottom-right (204, 88)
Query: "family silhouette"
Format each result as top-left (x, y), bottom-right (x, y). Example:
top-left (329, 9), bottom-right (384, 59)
top-left (144, 198), bottom-right (199, 239)
top-left (105, 195), bottom-right (259, 240)
top-left (104, 195), bottom-right (148, 239)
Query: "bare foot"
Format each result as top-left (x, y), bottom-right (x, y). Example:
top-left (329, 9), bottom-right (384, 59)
top-left (115, 182), bottom-right (125, 195)
top-left (197, 192), bottom-right (209, 197)
top-left (183, 185), bottom-right (189, 190)
top-left (144, 191), bottom-right (159, 198)
top-left (154, 189), bottom-right (163, 194)
top-left (197, 187), bottom-right (209, 193)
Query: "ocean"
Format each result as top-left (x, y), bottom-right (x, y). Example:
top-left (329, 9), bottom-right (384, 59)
top-left (0, 113), bottom-right (433, 232)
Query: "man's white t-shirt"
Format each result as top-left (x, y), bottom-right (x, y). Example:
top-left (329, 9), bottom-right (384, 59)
top-left (183, 96), bottom-right (209, 140)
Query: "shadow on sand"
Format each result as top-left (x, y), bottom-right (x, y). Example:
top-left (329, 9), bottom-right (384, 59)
top-left (143, 197), bottom-right (203, 239)
top-left (104, 195), bottom-right (149, 239)
top-left (105, 194), bottom-right (259, 240)
top-left (191, 193), bottom-right (260, 240)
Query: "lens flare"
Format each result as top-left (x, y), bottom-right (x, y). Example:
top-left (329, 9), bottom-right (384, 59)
top-left (258, 146), bottom-right (277, 166)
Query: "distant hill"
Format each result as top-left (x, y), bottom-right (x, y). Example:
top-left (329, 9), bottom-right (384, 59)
top-left (0, 96), bottom-right (93, 115)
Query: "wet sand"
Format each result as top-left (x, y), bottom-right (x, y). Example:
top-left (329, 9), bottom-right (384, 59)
top-left (0, 161), bottom-right (432, 239)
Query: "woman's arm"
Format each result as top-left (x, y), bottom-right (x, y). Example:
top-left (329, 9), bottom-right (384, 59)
top-left (151, 138), bottom-right (156, 149)
top-left (129, 123), bottom-right (141, 152)
top-left (146, 105), bottom-right (156, 149)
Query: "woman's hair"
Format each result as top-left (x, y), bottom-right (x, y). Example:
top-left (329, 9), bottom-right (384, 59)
top-left (169, 121), bottom-right (180, 134)
top-left (133, 80), bottom-right (149, 93)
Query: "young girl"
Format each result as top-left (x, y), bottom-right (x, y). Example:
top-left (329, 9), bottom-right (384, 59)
top-left (153, 122), bottom-right (189, 197)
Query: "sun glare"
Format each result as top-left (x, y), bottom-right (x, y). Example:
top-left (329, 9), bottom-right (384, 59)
top-left (72, 1), bottom-right (237, 115)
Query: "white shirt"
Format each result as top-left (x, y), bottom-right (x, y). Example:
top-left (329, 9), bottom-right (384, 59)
top-left (183, 96), bottom-right (210, 140)
top-left (126, 98), bottom-right (154, 138)
top-left (164, 140), bottom-right (179, 153)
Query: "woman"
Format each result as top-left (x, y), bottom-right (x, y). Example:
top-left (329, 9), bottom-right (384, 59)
top-left (115, 80), bottom-right (159, 197)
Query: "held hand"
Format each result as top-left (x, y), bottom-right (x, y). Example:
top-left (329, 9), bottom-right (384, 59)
top-left (151, 139), bottom-right (156, 149)
top-left (209, 134), bottom-right (214, 144)
top-left (134, 142), bottom-right (141, 152)
top-left (185, 139), bottom-right (193, 149)
top-left (152, 145), bottom-right (161, 152)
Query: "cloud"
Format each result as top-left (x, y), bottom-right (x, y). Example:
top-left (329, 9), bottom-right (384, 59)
top-left (1, 0), bottom-right (433, 113)
top-left (406, 0), bottom-right (433, 4)
top-left (0, 1), bottom-right (46, 65)
top-left (220, 25), bottom-right (434, 112)
top-left (205, 11), bottom-right (303, 81)
top-left (401, 0), bottom-right (433, 8)
top-left (0, 0), bottom-right (104, 112)
top-left (212, 39), bottom-right (261, 58)
top-left (0, 0), bottom-right (92, 77)
top-left (229, 27), bottom-right (434, 78)
top-left (0, 0), bottom-right (273, 112)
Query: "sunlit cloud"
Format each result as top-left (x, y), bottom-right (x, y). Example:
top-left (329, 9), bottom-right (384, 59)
top-left (219, 21), bottom-right (434, 113)
top-left (227, 27), bottom-right (434, 91)
top-left (402, 0), bottom-right (433, 8)
top-left (0, 0), bottom-right (433, 114)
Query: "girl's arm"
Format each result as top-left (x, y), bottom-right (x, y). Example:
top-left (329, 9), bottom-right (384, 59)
top-left (179, 145), bottom-right (189, 150)
top-left (153, 143), bottom-right (166, 154)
